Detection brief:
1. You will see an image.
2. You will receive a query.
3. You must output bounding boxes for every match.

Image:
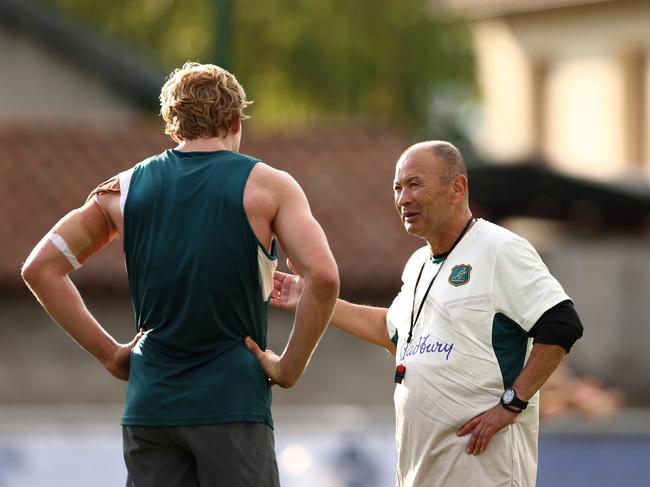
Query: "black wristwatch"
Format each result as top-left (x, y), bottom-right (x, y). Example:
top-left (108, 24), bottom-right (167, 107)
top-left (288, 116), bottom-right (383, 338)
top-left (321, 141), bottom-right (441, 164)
top-left (500, 387), bottom-right (528, 413)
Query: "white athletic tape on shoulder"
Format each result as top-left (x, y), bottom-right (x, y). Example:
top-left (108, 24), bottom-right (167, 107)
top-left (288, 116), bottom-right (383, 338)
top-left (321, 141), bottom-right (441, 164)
top-left (49, 233), bottom-right (82, 270)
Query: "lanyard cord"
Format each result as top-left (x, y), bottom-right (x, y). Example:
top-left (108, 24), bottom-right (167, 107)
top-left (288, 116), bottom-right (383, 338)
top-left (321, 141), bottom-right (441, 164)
top-left (407, 217), bottom-right (475, 344)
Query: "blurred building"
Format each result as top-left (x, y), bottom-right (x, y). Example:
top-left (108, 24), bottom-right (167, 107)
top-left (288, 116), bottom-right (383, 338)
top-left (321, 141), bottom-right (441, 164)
top-left (445, 0), bottom-right (650, 404)
top-left (448, 0), bottom-right (650, 183)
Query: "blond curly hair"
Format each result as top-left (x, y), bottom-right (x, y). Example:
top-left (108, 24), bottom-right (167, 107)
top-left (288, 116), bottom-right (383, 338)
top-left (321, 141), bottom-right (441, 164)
top-left (159, 62), bottom-right (251, 141)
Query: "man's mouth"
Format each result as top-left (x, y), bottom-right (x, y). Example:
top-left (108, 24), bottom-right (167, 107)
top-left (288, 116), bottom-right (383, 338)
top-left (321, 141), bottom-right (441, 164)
top-left (402, 211), bottom-right (419, 223)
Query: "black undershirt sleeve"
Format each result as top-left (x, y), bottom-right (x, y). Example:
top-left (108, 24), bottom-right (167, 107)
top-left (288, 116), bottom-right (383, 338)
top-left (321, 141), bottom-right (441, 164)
top-left (527, 299), bottom-right (584, 353)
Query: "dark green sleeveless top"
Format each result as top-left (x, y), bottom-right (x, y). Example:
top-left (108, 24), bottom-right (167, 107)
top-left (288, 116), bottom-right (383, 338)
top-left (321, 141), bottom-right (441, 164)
top-left (121, 149), bottom-right (276, 426)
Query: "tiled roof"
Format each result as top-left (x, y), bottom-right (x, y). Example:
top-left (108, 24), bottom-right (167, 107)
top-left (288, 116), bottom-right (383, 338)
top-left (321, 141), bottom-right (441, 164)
top-left (2, 121), bottom-right (420, 300)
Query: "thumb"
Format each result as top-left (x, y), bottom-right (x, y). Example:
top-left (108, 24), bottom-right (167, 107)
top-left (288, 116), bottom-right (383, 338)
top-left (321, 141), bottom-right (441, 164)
top-left (245, 336), bottom-right (263, 358)
top-left (127, 328), bottom-right (145, 348)
top-left (286, 258), bottom-right (298, 275)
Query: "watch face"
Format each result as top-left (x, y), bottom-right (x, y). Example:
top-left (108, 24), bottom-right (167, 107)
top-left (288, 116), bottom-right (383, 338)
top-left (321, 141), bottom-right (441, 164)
top-left (503, 389), bottom-right (515, 404)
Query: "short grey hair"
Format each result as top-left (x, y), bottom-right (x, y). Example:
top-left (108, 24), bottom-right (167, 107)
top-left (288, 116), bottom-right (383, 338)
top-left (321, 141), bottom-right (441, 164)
top-left (408, 140), bottom-right (467, 183)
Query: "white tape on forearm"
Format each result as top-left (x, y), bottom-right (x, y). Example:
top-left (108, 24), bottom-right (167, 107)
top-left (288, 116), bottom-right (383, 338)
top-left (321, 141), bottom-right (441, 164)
top-left (49, 233), bottom-right (82, 270)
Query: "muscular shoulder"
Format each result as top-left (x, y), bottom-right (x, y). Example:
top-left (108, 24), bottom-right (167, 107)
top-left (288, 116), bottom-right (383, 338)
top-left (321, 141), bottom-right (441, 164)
top-left (248, 162), bottom-right (299, 190)
top-left (243, 162), bottom-right (303, 249)
top-left (246, 162), bottom-right (302, 205)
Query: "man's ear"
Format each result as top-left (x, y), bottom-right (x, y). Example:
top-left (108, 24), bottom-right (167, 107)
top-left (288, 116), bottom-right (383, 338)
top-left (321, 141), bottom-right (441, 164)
top-left (451, 174), bottom-right (468, 202)
top-left (231, 116), bottom-right (241, 135)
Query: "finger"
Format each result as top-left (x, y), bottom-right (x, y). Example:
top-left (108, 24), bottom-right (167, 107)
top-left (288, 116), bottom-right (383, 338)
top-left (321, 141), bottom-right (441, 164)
top-left (286, 258), bottom-right (297, 274)
top-left (269, 292), bottom-right (287, 309)
top-left (479, 426), bottom-right (497, 453)
top-left (480, 435), bottom-right (490, 453)
top-left (466, 428), bottom-right (480, 454)
top-left (274, 271), bottom-right (291, 283)
top-left (457, 417), bottom-right (479, 437)
top-left (279, 285), bottom-right (290, 301)
top-left (472, 426), bottom-right (490, 455)
top-left (244, 336), bottom-right (264, 359)
top-left (472, 436), bottom-right (485, 455)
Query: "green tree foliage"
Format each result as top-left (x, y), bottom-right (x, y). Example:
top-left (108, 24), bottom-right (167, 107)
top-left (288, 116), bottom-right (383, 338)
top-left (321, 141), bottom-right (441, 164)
top-left (41, 0), bottom-right (474, 136)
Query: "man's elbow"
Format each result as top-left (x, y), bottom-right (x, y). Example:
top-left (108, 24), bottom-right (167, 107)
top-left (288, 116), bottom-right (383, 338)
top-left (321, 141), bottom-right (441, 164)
top-left (21, 260), bottom-right (40, 288)
top-left (310, 266), bottom-right (340, 299)
top-left (21, 257), bottom-right (52, 291)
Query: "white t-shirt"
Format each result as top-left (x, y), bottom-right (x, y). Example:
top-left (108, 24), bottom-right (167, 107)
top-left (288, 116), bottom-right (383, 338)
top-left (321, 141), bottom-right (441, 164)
top-left (386, 219), bottom-right (569, 487)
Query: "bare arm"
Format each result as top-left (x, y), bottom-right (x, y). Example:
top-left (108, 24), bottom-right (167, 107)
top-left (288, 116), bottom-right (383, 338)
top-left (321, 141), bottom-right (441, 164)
top-left (246, 173), bottom-right (339, 388)
top-left (271, 271), bottom-right (395, 354)
top-left (21, 194), bottom-right (142, 380)
top-left (457, 343), bottom-right (566, 455)
top-left (330, 300), bottom-right (395, 353)
top-left (511, 343), bottom-right (567, 401)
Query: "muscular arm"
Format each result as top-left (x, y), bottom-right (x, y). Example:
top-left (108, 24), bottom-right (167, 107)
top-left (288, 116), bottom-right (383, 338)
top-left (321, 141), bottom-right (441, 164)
top-left (246, 172), bottom-right (339, 388)
top-left (21, 193), bottom-right (141, 380)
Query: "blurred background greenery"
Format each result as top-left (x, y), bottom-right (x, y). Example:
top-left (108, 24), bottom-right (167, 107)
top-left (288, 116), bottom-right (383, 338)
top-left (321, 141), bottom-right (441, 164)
top-left (39, 0), bottom-right (475, 138)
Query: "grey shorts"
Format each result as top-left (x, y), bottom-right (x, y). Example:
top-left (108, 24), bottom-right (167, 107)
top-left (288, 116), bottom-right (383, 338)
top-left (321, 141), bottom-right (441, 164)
top-left (123, 422), bottom-right (280, 487)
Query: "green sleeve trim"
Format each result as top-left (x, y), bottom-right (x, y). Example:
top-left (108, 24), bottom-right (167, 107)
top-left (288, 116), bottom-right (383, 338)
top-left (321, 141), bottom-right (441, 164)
top-left (492, 313), bottom-right (528, 388)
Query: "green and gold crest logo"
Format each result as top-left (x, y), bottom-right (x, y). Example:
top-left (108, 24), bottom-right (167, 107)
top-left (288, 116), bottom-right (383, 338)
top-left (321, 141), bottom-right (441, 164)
top-left (449, 264), bottom-right (472, 287)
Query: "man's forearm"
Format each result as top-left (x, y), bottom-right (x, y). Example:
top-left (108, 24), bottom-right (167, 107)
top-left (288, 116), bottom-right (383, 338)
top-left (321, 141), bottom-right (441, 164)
top-left (512, 343), bottom-right (567, 401)
top-left (330, 300), bottom-right (394, 351)
top-left (24, 270), bottom-right (118, 367)
top-left (279, 275), bottom-right (338, 387)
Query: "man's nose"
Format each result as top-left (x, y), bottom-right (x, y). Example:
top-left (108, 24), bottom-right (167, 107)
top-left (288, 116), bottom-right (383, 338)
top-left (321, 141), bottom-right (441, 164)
top-left (396, 188), bottom-right (410, 207)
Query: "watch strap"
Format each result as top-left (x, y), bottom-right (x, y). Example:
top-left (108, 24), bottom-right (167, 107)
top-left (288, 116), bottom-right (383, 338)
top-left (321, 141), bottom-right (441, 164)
top-left (501, 387), bottom-right (529, 410)
top-left (500, 402), bottom-right (523, 414)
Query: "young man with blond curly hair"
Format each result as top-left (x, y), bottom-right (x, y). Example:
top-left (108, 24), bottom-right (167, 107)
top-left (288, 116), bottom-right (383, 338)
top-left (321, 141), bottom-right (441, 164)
top-left (22, 62), bottom-right (339, 487)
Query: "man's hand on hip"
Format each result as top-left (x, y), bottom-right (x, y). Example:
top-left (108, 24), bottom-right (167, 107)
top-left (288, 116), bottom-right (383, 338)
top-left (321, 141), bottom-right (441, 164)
top-left (104, 328), bottom-right (144, 381)
top-left (456, 403), bottom-right (518, 455)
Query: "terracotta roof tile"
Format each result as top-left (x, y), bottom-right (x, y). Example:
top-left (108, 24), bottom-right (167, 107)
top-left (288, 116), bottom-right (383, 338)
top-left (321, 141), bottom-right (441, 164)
top-left (2, 122), bottom-right (420, 300)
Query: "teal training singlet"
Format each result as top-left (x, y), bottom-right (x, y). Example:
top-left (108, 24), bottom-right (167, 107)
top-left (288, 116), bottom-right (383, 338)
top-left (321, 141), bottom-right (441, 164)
top-left (121, 149), bottom-right (276, 427)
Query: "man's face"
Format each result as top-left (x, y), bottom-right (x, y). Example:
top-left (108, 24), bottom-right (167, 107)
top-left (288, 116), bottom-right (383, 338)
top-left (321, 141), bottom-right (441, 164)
top-left (393, 150), bottom-right (453, 240)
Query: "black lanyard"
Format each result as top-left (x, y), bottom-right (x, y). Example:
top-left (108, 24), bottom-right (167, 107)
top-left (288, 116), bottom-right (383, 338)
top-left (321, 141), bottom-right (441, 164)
top-left (407, 217), bottom-right (475, 344)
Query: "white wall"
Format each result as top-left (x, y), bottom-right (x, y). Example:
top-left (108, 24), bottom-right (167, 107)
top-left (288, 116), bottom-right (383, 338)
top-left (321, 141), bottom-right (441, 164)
top-left (470, 0), bottom-right (650, 182)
